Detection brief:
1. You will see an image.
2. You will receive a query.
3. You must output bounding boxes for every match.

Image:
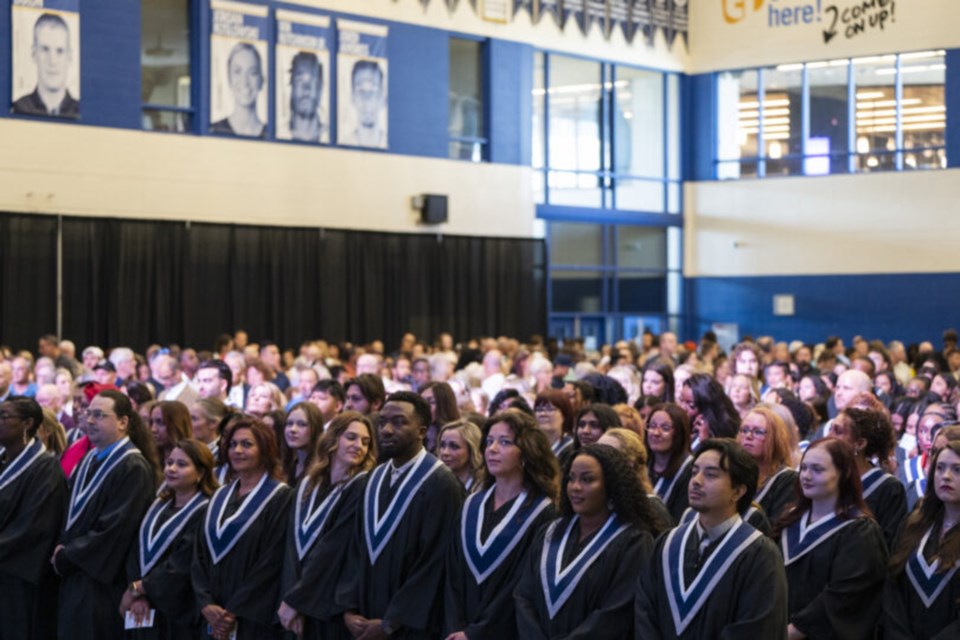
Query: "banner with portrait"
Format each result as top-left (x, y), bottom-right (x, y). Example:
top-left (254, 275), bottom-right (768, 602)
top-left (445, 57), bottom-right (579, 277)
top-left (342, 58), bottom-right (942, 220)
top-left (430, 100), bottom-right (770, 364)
top-left (209, 0), bottom-right (269, 137)
top-left (11, 0), bottom-right (81, 119)
top-left (275, 10), bottom-right (331, 144)
top-left (336, 19), bottom-right (389, 149)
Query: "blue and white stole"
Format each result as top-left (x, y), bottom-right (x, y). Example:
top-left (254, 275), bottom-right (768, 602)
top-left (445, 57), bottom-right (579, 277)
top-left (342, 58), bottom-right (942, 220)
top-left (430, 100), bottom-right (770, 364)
top-left (539, 514), bottom-right (629, 619)
top-left (743, 466), bottom-right (793, 521)
top-left (781, 510), bottom-right (856, 565)
top-left (914, 478), bottom-right (927, 501)
top-left (294, 472), bottom-right (367, 561)
top-left (204, 473), bottom-right (285, 564)
top-left (67, 437), bottom-right (140, 530)
top-left (0, 438), bottom-right (45, 492)
top-left (654, 455), bottom-right (694, 504)
top-left (207, 440), bottom-right (220, 461)
top-left (861, 467), bottom-right (896, 500)
top-left (363, 450), bottom-right (443, 563)
top-left (461, 485), bottom-right (552, 584)
top-left (902, 455), bottom-right (925, 486)
top-left (906, 525), bottom-right (960, 608)
top-left (552, 434), bottom-right (574, 457)
top-left (139, 493), bottom-right (208, 574)
top-left (663, 515), bottom-right (761, 635)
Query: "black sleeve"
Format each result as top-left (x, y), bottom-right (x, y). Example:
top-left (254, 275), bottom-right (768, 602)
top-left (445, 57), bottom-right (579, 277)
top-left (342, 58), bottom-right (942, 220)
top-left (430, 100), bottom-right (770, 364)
top-left (719, 538), bottom-right (788, 640)
top-left (882, 572), bottom-right (915, 640)
top-left (514, 526), bottom-right (551, 640)
top-left (140, 509), bottom-right (206, 617)
top-left (634, 533), bottom-right (667, 640)
top-left (443, 520), bottom-right (468, 636)
top-left (191, 510), bottom-right (215, 611)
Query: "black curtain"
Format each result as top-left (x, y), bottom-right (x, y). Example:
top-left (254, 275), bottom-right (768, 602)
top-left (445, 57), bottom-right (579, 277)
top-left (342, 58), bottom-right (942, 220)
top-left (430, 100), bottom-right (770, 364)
top-left (3, 212), bottom-right (546, 353)
top-left (0, 213), bottom-right (58, 352)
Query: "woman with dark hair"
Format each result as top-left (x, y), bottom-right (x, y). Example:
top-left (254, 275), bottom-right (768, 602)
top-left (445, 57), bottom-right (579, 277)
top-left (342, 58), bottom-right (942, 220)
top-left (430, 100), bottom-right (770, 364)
top-left (574, 403), bottom-right (621, 449)
top-left (120, 439), bottom-right (217, 639)
top-left (281, 402), bottom-right (325, 484)
top-left (645, 403), bottom-right (694, 524)
top-left (738, 407), bottom-right (799, 524)
top-left (680, 373), bottom-right (741, 442)
top-left (278, 412), bottom-right (377, 639)
top-left (596, 428), bottom-right (672, 533)
top-left (534, 388), bottom-right (575, 458)
top-left (798, 374), bottom-right (829, 404)
top-left (930, 372), bottom-right (958, 405)
top-left (445, 410), bottom-right (560, 640)
top-left (149, 401), bottom-right (194, 462)
top-left (192, 417), bottom-right (292, 640)
top-left (127, 383), bottom-right (157, 413)
top-left (489, 388), bottom-right (533, 417)
top-left (884, 441), bottom-right (960, 639)
top-left (438, 419), bottom-right (484, 493)
top-left (581, 373), bottom-right (628, 406)
top-left (641, 359), bottom-right (675, 405)
top-left (420, 381), bottom-right (461, 453)
top-left (775, 438), bottom-right (887, 640)
top-left (515, 444), bottom-right (657, 638)
top-left (874, 370), bottom-right (902, 400)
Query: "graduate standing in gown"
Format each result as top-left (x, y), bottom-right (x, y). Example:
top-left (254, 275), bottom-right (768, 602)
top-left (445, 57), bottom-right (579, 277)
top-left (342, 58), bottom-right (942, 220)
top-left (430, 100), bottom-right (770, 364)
top-left (277, 412), bottom-right (377, 639)
top-left (775, 437), bottom-right (887, 640)
top-left (884, 440), bottom-right (960, 639)
top-left (337, 391), bottom-right (464, 639)
top-left (279, 402), bottom-right (326, 485)
top-left (120, 439), bottom-right (217, 639)
top-left (515, 443), bottom-right (659, 639)
top-left (52, 389), bottom-right (160, 640)
top-left (738, 407), bottom-right (799, 524)
top-left (635, 438), bottom-right (788, 639)
top-left (445, 410), bottom-right (560, 640)
top-left (192, 417), bottom-right (292, 640)
top-left (646, 403), bottom-right (694, 523)
top-left (0, 397), bottom-right (68, 640)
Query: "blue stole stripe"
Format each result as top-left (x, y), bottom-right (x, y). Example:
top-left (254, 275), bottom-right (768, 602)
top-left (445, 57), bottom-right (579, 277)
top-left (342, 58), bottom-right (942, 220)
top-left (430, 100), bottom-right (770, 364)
top-left (539, 514), bottom-right (628, 619)
top-left (363, 452), bottom-right (442, 564)
top-left (903, 456), bottom-right (924, 485)
top-left (914, 478), bottom-right (927, 499)
top-left (0, 439), bottom-right (45, 492)
top-left (906, 526), bottom-right (960, 608)
top-left (663, 517), bottom-right (761, 635)
top-left (756, 466), bottom-right (792, 503)
top-left (139, 493), bottom-right (208, 575)
top-left (295, 472), bottom-right (367, 561)
top-left (67, 437), bottom-right (140, 530)
top-left (461, 486), bottom-right (551, 585)
top-left (781, 510), bottom-right (856, 565)
top-left (655, 455), bottom-right (693, 503)
top-left (861, 467), bottom-right (895, 499)
top-left (551, 435), bottom-right (574, 457)
top-left (204, 474), bottom-right (285, 564)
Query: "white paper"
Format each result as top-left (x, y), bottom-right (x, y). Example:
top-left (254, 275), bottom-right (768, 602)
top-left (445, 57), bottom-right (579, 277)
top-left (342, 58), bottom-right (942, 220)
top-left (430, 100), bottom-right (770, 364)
top-left (124, 609), bottom-right (156, 629)
top-left (899, 433), bottom-right (917, 452)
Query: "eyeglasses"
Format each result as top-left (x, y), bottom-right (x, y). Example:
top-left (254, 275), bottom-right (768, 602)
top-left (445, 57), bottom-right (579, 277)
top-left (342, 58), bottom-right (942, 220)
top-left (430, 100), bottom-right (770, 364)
top-left (534, 405), bottom-right (557, 415)
top-left (87, 409), bottom-right (116, 421)
top-left (739, 427), bottom-right (768, 438)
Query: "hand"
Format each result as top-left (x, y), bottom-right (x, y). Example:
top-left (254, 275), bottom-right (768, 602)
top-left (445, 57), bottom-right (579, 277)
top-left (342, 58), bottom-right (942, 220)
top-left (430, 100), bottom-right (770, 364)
top-left (787, 623), bottom-right (806, 640)
top-left (215, 611), bottom-right (237, 640)
top-left (357, 618), bottom-right (389, 640)
top-left (277, 601), bottom-right (299, 630)
top-left (344, 611), bottom-right (369, 638)
top-left (119, 590), bottom-right (136, 617)
top-left (290, 614), bottom-right (304, 637)
top-left (202, 604), bottom-right (228, 633)
top-left (130, 598), bottom-right (150, 626)
top-left (445, 632), bottom-right (469, 640)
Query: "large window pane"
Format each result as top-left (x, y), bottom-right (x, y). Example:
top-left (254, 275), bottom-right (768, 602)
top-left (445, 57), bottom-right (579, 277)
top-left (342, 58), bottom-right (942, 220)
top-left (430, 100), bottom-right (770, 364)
top-left (762, 66), bottom-right (803, 176)
top-left (616, 226), bottom-right (666, 270)
top-left (617, 273), bottom-right (666, 313)
top-left (532, 52), bottom-right (545, 169)
top-left (548, 56), bottom-right (602, 172)
top-left (549, 222), bottom-right (603, 266)
top-left (552, 270), bottom-right (604, 313)
top-left (667, 74), bottom-right (680, 180)
top-left (716, 70), bottom-right (759, 179)
top-left (449, 38), bottom-right (484, 160)
top-left (613, 66), bottom-right (663, 179)
top-left (141, 0), bottom-right (191, 130)
top-left (900, 50), bottom-right (945, 170)
top-left (615, 179), bottom-right (663, 212)
top-left (853, 55), bottom-right (897, 173)
top-left (808, 60), bottom-right (850, 176)
top-left (547, 171), bottom-right (602, 207)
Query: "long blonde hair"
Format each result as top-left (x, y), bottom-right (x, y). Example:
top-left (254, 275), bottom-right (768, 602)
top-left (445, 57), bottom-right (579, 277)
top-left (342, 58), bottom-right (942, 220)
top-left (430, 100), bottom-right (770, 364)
top-left (303, 412), bottom-right (378, 496)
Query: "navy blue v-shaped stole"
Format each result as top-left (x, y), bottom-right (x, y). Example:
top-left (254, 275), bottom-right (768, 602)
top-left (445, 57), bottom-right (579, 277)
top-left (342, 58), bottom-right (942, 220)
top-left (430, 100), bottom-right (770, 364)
top-left (67, 437), bottom-right (140, 530)
top-left (654, 455), bottom-right (693, 503)
top-left (903, 455), bottom-right (924, 485)
top-left (0, 438), bottom-right (45, 492)
top-left (906, 525), bottom-right (960, 608)
top-left (139, 493), bottom-right (208, 574)
top-left (552, 435), bottom-right (574, 457)
top-left (781, 510), bottom-right (856, 565)
top-left (363, 452), bottom-right (443, 563)
top-left (295, 472), bottom-right (367, 561)
top-left (861, 467), bottom-right (896, 499)
top-left (204, 474), bottom-right (285, 564)
top-left (461, 486), bottom-right (552, 584)
top-left (538, 514), bottom-right (629, 619)
top-left (663, 516), bottom-right (761, 635)
top-left (913, 477), bottom-right (927, 500)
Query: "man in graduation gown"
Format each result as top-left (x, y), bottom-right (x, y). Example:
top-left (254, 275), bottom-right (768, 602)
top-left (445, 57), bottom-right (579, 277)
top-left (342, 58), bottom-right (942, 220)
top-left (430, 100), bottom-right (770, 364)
top-left (52, 390), bottom-right (156, 640)
top-left (337, 391), bottom-right (464, 639)
top-left (636, 439), bottom-right (788, 639)
top-left (0, 397), bottom-right (68, 640)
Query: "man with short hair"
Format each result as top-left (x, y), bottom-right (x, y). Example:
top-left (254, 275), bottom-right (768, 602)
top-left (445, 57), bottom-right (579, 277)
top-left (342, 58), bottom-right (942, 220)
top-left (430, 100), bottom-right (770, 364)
top-left (386, 355), bottom-right (413, 393)
top-left (356, 353), bottom-right (382, 377)
top-left (195, 360), bottom-right (231, 403)
top-left (345, 59), bottom-right (386, 147)
top-left (659, 332), bottom-right (679, 363)
top-left (260, 341), bottom-right (290, 392)
top-left (13, 12), bottom-right (79, 117)
top-left (411, 357), bottom-right (430, 393)
top-left (286, 366), bottom-right (319, 411)
top-left (480, 350), bottom-right (505, 400)
top-left (93, 360), bottom-right (117, 387)
top-left (156, 355), bottom-right (199, 405)
top-left (816, 369), bottom-right (873, 439)
top-left (179, 348), bottom-right (200, 381)
top-left (288, 51), bottom-right (327, 142)
top-left (309, 379), bottom-right (344, 427)
top-left (10, 357), bottom-right (37, 398)
top-left (37, 382), bottom-right (75, 432)
top-left (344, 374), bottom-right (385, 416)
top-left (108, 348), bottom-right (136, 385)
top-left (763, 361), bottom-right (792, 393)
top-left (39, 334), bottom-right (80, 377)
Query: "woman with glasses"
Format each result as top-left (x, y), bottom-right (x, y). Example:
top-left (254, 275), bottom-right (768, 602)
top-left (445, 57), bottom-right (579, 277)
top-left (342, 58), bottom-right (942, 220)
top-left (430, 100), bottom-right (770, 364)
top-left (737, 406), bottom-right (799, 524)
top-left (533, 389), bottom-right (576, 461)
top-left (280, 402), bottom-right (325, 484)
top-left (645, 403), bottom-right (694, 524)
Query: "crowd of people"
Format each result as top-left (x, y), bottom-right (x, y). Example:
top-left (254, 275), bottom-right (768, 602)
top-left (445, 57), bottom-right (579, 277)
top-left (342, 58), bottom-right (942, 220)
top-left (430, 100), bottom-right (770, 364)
top-left (1, 327), bottom-right (959, 640)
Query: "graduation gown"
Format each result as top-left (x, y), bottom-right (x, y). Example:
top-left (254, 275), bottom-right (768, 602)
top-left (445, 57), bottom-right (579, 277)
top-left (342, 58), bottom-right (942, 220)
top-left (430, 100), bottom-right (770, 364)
top-left (445, 486), bottom-right (558, 640)
top-left (125, 495), bottom-right (209, 640)
top-left (780, 513), bottom-right (887, 640)
top-left (883, 525), bottom-right (960, 640)
top-left (650, 456), bottom-right (694, 525)
top-left (0, 441), bottom-right (67, 640)
top-left (192, 475), bottom-right (291, 640)
top-left (755, 467), bottom-right (799, 525)
top-left (56, 439), bottom-right (156, 640)
top-left (335, 451), bottom-right (464, 639)
top-left (862, 467), bottom-right (908, 550)
top-left (635, 516), bottom-right (788, 640)
top-left (515, 514), bottom-right (653, 639)
top-left (279, 473), bottom-right (369, 640)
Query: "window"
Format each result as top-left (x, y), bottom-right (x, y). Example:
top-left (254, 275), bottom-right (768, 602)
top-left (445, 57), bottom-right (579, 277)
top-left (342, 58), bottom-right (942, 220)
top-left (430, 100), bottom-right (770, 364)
top-left (448, 38), bottom-right (486, 161)
top-left (141, 0), bottom-right (192, 132)
top-left (716, 70), bottom-right (759, 179)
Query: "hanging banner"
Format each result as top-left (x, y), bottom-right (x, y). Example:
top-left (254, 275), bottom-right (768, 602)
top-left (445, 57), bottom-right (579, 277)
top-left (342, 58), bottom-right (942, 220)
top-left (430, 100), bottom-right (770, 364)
top-left (275, 10), bottom-right (330, 144)
top-left (672, 0), bottom-right (688, 47)
top-left (585, 0), bottom-right (608, 35)
top-left (631, 0), bottom-right (656, 45)
top-left (652, 0), bottom-right (675, 46)
top-left (537, 0), bottom-right (562, 26)
top-left (11, 0), bottom-right (80, 119)
top-left (563, 0), bottom-right (588, 35)
top-left (209, 0), bottom-right (270, 138)
top-left (609, 0), bottom-right (631, 40)
top-left (514, 0), bottom-right (535, 18)
top-left (337, 19), bottom-right (389, 149)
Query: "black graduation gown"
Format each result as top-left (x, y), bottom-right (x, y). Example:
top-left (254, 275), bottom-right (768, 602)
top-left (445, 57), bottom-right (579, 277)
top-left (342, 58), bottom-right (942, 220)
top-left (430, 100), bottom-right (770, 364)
top-left (444, 488), bottom-right (558, 640)
top-left (335, 454), bottom-right (464, 639)
top-left (635, 518), bottom-right (788, 639)
top-left (862, 468), bottom-right (908, 550)
top-left (125, 497), bottom-right (209, 640)
top-left (192, 478), bottom-right (292, 640)
top-left (756, 467), bottom-right (799, 525)
top-left (780, 515), bottom-right (887, 640)
top-left (883, 525), bottom-right (960, 640)
top-left (280, 474), bottom-right (369, 640)
top-left (650, 457), bottom-right (694, 525)
top-left (57, 447), bottom-right (156, 640)
top-left (515, 516), bottom-right (653, 639)
top-left (0, 443), bottom-right (67, 640)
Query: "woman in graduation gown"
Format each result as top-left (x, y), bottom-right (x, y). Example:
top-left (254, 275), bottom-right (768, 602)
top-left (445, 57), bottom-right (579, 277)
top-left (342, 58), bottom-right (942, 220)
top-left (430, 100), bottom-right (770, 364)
top-left (534, 389), bottom-right (576, 461)
top-left (0, 397), bottom-right (68, 640)
top-left (277, 412), bottom-right (377, 639)
top-left (192, 416), bottom-right (292, 640)
top-left (884, 440), bottom-right (960, 639)
top-left (120, 439), bottom-right (217, 639)
top-left (775, 437), bottom-right (888, 640)
top-left (596, 427), bottom-right (673, 532)
top-left (445, 409), bottom-right (560, 640)
top-left (738, 407), bottom-right (799, 524)
top-left (645, 403), bottom-right (694, 524)
top-left (280, 402), bottom-right (325, 484)
top-left (514, 443), bottom-right (658, 639)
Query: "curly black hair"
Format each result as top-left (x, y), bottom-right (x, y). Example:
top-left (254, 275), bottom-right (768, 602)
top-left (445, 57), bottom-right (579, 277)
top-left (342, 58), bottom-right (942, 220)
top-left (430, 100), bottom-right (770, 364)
top-left (559, 443), bottom-right (662, 536)
top-left (841, 407), bottom-right (896, 462)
